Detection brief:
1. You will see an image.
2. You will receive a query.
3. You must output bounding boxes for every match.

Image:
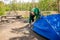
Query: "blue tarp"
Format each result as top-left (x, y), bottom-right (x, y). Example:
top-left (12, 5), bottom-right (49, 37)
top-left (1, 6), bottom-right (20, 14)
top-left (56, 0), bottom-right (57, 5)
top-left (32, 14), bottom-right (60, 40)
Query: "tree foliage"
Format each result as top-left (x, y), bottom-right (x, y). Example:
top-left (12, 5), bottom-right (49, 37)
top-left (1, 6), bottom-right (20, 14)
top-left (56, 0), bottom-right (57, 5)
top-left (0, 0), bottom-right (58, 12)
top-left (3, 0), bottom-right (57, 11)
top-left (0, 1), bottom-right (5, 16)
top-left (38, 0), bottom-right (57, 11)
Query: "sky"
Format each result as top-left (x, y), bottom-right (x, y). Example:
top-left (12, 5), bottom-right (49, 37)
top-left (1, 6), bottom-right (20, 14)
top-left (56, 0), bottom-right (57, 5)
top-left (0, 0), bottom-right (39, 4)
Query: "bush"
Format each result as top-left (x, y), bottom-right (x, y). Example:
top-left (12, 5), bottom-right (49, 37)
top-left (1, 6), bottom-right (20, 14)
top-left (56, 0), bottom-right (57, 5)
top-left (0, 8), bottom-right (5, 16)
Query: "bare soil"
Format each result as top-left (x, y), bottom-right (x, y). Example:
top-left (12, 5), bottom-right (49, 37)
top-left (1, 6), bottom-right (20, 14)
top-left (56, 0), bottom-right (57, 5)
top-left (0, 20), bottom-right (47, 40)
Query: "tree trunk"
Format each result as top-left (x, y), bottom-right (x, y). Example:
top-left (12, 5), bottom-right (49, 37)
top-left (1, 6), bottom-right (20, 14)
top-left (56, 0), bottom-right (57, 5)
top-left (59, 1), bottom-right (60, 13)
top-left (57, 0), bottom-right (60, 13)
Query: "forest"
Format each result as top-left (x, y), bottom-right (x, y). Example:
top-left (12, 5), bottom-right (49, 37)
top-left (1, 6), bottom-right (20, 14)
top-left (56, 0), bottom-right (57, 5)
top-left (0, 0), bottom-right (59, 16)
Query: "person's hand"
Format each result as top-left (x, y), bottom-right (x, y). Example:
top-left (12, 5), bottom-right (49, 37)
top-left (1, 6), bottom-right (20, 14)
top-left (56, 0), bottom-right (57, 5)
top-left (31, 12), bottom-right (34, 15)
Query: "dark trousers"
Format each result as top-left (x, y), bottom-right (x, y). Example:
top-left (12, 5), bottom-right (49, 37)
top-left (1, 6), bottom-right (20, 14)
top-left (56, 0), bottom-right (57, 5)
top-left (29, 15), bottom-right (35, 24)
top-left (31, 15), bottom-right (35, 22)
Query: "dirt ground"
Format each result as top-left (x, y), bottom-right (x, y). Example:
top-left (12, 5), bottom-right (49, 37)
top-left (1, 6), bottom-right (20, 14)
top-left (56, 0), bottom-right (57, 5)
top-left (0, 20), bottom-right (47, 40)
top-left (0, 11), bottom-right (58, 40)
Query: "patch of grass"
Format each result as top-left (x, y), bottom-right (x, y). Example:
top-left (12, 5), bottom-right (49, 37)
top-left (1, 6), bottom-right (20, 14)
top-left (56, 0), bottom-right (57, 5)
top-left (42, 11), bottom-right (51, 16)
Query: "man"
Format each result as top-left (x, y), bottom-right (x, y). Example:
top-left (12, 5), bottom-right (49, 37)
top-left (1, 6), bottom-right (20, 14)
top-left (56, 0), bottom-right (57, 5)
top-left (29, 7), bottom-right (41, 27)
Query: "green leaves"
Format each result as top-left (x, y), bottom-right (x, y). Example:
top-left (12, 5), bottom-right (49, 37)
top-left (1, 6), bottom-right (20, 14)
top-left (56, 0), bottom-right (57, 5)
top-left (0, 1), bottom-right (5, 16)
top-left (0, 0), bottom-right (58, 14)
top-left (38, 0), bottom-right (57, 11)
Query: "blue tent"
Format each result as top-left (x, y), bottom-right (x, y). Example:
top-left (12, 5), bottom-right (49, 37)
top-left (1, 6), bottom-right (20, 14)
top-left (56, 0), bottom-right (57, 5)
top-left (32, 14), bottom-right (60, 40)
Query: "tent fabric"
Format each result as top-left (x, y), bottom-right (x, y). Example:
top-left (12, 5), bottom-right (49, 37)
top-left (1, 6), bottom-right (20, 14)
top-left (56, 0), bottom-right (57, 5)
top-left (32, 14), bottom-right (60, 40)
